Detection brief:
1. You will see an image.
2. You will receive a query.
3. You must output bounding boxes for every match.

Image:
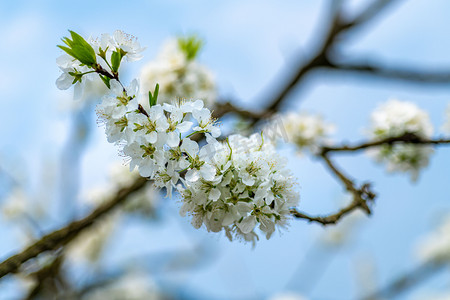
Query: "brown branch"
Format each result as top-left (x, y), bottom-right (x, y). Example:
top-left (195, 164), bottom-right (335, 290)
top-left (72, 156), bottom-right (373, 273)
top-left (295, 133), bottom-right (450, 226)
top-left (291, 153), bottom-right (375, 225)
top-left (264, 0), bottom-right (399, 113)
top-left (212, 101), bottom-right (264, 121)
top-left (347, 0), bottom-right (400, 31)
top-left (321, 132), bottom-right (450, 155)
top-left (0, 177), bottom-right (147, 279)
top-left (326, 60), bottom-right (450, 84)
top-left (290, 202), bottom-right (365, 226)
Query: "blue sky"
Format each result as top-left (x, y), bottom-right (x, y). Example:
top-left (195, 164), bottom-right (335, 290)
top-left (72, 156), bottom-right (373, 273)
top-left (1, 1), bottom-right (450, 299)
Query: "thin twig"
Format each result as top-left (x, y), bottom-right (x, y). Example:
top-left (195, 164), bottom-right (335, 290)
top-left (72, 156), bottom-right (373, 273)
top-left (291, 153), bottom-right (375, 225)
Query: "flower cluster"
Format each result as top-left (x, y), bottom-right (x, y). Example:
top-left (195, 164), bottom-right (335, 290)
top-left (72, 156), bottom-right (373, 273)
top-left (56, 30), bottom-right (144, 99)
top-left (96, 83), bottom-right (221, 196)
top-left (139, 37), bottom-right (216, 109)
top-left (278, 112), bottom-right (335, 153)
top-left (367, 99), bottom-right (434, 181)
top-left (178, 133), bottom-right (299, 245)
top-left (57, 30), bottom-right (300, 244)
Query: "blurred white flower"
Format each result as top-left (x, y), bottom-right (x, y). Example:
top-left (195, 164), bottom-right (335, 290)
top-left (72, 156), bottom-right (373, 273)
top-left (367, 99), bottom-right (434, 181)
top-left (1, 187), bottom-right (28, 221)
top-left (416, 215), bottom-right (450, 264)
top-left (276, 112), bottom-right (335, 154)
top-left (139, 37), bottom-right (216, 109)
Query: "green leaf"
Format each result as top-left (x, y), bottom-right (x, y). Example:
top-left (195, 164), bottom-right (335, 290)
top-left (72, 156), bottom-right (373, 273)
top-left (100, 75), bottom-right (111, 89)
top-left (178, 35), bottom-right (203, 61)
top-left (57, 30), bottom-right (97, 67)
top-left (57, 45), bottom-right (75, 58)
top-left (148, 83), bottom-right (160, 107)
top-left (111, 51), bottom-right (122, 72)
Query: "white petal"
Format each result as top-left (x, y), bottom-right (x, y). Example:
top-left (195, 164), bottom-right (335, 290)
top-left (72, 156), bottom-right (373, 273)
top-left (167, 131), bottom-right (180, 147)
top-left (200, 163), bottom-right (216, 181)
top-left (242, 175), bottom-right (255, 186)
top-left (56, 72), bottom-right (72, 90)
top-left (128, 78), bottom-right (139, 96)
top-left (110, 79), bottom-right (122, 95)
top-left (147, 131), bottom-right (157, 144)
top-left (209, 188), bottom-right (221, 201)
top-left (238, 215), bottom-right (257, 234)
top-left (210, 126), bottom-right (221, 138)
top-left (185, 169), bottom-right (200, 182)
top-left (73, 83), bottom-right (83, 100)
top-left (191, 213), bottom-right (203, 229)
top-left (138, 159), bottom-right (156, 177)
top-left (177, 121), bottom-right (193, 133)
top-left (181, 139), bottom-right (199, 157)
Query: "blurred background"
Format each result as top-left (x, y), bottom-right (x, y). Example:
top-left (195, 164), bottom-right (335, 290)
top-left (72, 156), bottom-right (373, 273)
top-left (0, 0), bottom-right (450, 299)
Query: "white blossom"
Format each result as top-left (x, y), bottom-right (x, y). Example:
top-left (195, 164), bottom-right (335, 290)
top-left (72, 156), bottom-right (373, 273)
top-left (178, 133), bottom-right (299, 243)
top-left (60, 30), bottom-right (300, 245)
top-left (367, 99), bottom-right (434, 181)
top-left (109, 30), bottom-right (145, 62)
top-left (277, 112), bottom-right (335, 153)
top-left (56, 54), bottom-right (96, 100)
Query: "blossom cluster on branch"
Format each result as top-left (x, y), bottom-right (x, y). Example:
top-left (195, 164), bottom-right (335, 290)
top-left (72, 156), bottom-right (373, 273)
top-left (54, 29), bottom-right (450, 245)
top-left (367, 99), bottom-right (434, 181)
top-left (56, 30), bottom-right (300, 243)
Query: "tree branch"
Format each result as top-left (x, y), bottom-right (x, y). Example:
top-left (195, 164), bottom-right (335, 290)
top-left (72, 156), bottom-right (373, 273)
top-left (0, 177), bottom-right (147, 279)
top-left (291, 152), bottom-right (376, 225)
top-left (326, 60), bottom-right (450, 84)
top-left (321, 132), bottom-right (450, 155)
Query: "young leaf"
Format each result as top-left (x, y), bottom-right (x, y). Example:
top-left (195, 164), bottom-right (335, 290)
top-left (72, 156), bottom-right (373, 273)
top-left (57, 30), bottom-right (97, 67)
top-left (100, 75), bottom-right (111, 89)
top-left (148, 83), bottom-right (160, 107)
top-left (178, 35), bottom-right (203, 61)
top-left (111, 51), bottom-right (122, 73)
